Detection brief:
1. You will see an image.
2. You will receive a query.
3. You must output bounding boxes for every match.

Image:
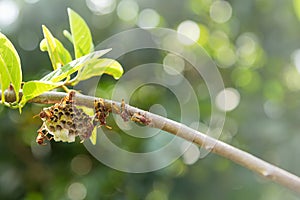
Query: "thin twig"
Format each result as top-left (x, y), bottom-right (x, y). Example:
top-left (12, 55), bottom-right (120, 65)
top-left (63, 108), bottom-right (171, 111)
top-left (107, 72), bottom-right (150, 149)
top-left (1, 90), bottom-right (300, 194)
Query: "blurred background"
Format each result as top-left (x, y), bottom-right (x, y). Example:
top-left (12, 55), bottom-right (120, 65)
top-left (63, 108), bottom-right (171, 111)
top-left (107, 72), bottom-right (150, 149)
top-left (1, 0), bottom-right (300, 199)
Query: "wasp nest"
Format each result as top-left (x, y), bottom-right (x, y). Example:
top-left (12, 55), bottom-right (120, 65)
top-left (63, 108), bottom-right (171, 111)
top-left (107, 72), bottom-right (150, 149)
top-left (36, 92), bottom-right (150, 145)
top-left (37, 91), bottom-right (95, 144)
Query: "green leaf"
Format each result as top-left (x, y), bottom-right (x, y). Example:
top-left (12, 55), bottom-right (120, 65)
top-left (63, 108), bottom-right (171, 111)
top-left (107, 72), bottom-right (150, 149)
top-left (294, 0), bottom-right (300, 21)
top-left (63, 30), bottom-right (73, 44)
top-left (40, 38), bottom-right (72, 68)
top-left (0, 32), bottom-right (22, 103)
top-left (41, 49), bottom-right (111, 83)
top-left (41, 25), bottom-right (72, 70)
top-left (20, 80), bottom-right (64, 107)
top-left (67, 8), bottom-right (93, 59)
top-left (90, 127), bottom-right (97, 145)
top-left (71, 58), bottom-right (124, 85)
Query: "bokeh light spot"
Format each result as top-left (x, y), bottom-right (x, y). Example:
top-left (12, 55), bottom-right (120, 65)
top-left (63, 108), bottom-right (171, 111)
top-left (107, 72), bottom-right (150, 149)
top-left (149, 104), bottom-right (167, 118)
top-left (210, 0), bottom-right (232, 23)
top-left (181, 142), bottom-right (200, 165)
top-left (137, 9), bottom-right (160, 29)
top-left (198, 24), bottom-right (209, 45)
top-left (291, 49), bottom-right (300, 73)
top-left (25, 0), bottom-right (40, 4)
top-left (177, 20), bottom-right (200, 45)
top-left (216, 46), bottom-right (236, 68)
top-left (117, 0), bottom-right (139, 22)
top-left (31, 141), bottom-right (51, 159)
top-left (67, 182), bottom-right (87, 200)
top-left (18, 30), bottom-right (39, 51)
top-left (236, 33), bottom-right (257, 58)
top-left (235, 33), bottom-right (263, 67)
top-left (233, 69), bottom-right (261, 93)
top-left (283, 66), bottom-right (300, 91)
top-left (263, 100), bottom-right (283, 119)
top-left (86, 0), bottom-right (116, 15)
top-left (0, 0), bottom-right (19, 28)
top-left (0, 168), bottom-right (21, 195)
top-left (145, 189), bottom-right (168, 200)
top-left (71, 154), bottom-right (92, 176)
top-left (263, 80), bottom-right (284, 101)
top-left (216, 88), bottom-right (240, 111)
top-left (232, 68), bottom-right (252, 87)
top-left (209, 30), bottom-right (229, 50)
top-left (163, 53), bottom-right (185, 75)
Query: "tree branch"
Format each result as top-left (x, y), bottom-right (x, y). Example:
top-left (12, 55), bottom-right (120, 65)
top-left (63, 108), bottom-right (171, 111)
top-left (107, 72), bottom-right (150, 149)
top-left (1, 90), bottom-right (300, 193)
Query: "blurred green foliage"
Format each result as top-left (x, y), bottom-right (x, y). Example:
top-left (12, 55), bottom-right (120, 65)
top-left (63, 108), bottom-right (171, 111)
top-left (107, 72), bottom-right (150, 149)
top-left (0, 0), bottom-right (300, 199)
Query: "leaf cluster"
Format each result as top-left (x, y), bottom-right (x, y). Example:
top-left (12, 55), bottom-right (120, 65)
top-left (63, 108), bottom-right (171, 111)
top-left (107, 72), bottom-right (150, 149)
top-left (0, 8), bottom-right (123, 110)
